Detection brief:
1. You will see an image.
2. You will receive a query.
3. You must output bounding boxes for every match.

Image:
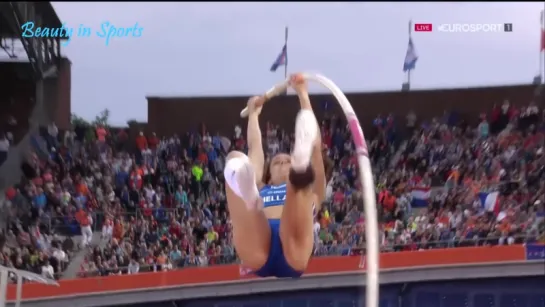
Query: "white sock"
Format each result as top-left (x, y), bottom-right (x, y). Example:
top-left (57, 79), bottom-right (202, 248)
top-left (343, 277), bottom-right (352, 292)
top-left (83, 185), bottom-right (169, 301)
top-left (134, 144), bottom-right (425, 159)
top-left (292, 109), bottom-right (318, 172)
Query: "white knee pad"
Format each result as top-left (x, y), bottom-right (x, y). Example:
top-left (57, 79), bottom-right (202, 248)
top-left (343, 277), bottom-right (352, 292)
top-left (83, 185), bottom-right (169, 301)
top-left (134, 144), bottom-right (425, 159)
top-left (223, 156), bottom-right (247, 198)
top-left (223, 156), bottom-right (260, 206)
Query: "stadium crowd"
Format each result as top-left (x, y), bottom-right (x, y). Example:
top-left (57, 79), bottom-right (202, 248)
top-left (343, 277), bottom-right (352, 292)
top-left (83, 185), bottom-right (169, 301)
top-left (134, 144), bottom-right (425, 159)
top-left (1, 95), bottom-right (545, 280)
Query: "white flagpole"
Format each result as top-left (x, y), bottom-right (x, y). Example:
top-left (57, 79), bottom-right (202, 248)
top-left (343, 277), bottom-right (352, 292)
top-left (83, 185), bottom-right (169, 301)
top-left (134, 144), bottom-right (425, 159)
top-left (539, 10), bottom-right (545, 83)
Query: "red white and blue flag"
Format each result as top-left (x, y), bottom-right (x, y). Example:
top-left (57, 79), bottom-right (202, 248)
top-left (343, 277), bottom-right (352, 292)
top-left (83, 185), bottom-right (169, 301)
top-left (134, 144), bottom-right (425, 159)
top-left (478, 191), bottom-right (501, 215)
top-left (270, 44), bottom-right (287, 72)
top-left (411, 186), bottom-right (431, 207)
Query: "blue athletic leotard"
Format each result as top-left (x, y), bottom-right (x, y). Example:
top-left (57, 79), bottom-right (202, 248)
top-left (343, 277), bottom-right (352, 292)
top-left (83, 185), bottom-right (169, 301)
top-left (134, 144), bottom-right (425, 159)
top-left (261, 183), bottom-right (288, 208)
top-left (253, 183), bottom-right (304, 278)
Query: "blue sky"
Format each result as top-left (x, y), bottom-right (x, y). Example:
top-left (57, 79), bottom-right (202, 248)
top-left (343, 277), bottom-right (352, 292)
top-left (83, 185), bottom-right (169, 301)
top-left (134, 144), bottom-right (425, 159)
top-left (46, 2), bottom-right (545, 125)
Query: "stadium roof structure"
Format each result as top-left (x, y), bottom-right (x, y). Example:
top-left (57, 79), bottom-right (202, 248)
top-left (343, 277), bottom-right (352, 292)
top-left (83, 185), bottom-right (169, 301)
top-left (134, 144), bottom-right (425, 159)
top-left (0, 2), bottom-right (63, 39)
top-left (34, 3), bottom-right (63, 30)
top-left (0, 61), bottom-right (34, 80)
top-left (0, 13), bottom-right (15, 38)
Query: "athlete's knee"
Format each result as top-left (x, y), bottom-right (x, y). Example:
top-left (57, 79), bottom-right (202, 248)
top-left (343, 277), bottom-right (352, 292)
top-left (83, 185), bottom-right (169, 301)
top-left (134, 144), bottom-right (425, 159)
top-left (234, 235), bottom-right (269, 269)
top-left (226, 150), bottom-right (247, 161)
top-left (239, 250), bottom-right (269, 271)
top-left (283, 246), bottom-right (311, 272)
top-left (281, 235), bottom-right (313, 272)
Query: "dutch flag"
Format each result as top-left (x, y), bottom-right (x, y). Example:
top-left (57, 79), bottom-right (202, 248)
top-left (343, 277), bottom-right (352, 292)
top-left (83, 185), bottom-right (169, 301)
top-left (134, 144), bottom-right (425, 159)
top-left (411, 186), bottom-right (430, 208)
top-left (403, 37), bottom-right (418, 72)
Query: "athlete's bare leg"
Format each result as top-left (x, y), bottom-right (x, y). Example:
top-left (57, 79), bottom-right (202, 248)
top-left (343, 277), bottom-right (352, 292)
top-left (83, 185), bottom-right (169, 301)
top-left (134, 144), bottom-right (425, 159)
top-left (280, 74), bottom-right (326, 272)
top-left (280, 110), bottom-right (319, 271)
top-left (224, 151), bottom-right (270, 270)
top-left (223, 96), bottom-right (271, 270)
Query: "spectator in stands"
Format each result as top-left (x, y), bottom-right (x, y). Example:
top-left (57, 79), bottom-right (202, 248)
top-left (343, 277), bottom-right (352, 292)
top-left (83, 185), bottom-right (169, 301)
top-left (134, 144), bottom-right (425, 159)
top-left (41, 259), bottom-right (55, 279)
top-left (136, 131), bottom-right (147, 151)
top-left (148, 132), bottom-right (159, 152)
top-left (5, 116), bottom-right (16, 143)
top-left (101, 216), bottom-right (113, 241)
top-left (0, 132), bottom-right (9, 165)
top-left (114, 128), bottom-right (128, 152)
top-left (127, 258), bottom-right (139, 274)
top-left (477, 115), bottom-right (489, 139)
top-left (76, 207), bottom-right (93, 248)
top-left (56, 92), bottom-right (543, 280)
top-left (406, 110), bottom-right (417, 135)
top-left (63, 129), bottom-right (75, 148)
top-left (47, 122), bottom-right (59, 149)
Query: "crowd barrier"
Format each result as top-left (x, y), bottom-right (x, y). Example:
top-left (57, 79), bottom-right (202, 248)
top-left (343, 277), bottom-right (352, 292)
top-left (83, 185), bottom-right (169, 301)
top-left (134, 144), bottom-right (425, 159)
top-left (76, 234), bottom-right (542, 279)
top-left (7, 244), bottom-right (544, 303)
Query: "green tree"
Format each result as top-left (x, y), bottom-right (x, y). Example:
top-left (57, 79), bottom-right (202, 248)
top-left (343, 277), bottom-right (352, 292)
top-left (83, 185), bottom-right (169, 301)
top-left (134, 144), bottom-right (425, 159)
top-left (70, 113), bottom-right (90, 127)
top-left (127, 119), bottom-right (138, 127)
top-left (70, 109), bottom-right (111, 142)
top-left (92, 109), bottom-right (110, 127)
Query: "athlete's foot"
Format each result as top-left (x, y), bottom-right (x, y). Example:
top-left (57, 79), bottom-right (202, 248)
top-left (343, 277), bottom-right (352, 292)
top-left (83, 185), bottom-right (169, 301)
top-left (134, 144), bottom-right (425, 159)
top-left (291, 109), bottom-right (319, 172)
top-left (224, 155), bottom-right (261, 210)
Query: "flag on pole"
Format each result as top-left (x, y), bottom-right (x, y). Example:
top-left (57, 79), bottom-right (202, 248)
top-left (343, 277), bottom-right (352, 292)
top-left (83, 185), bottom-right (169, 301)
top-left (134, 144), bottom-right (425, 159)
top-left (478, 191), bottom-right (501, 216)
top-left (410, 187), bottom-right (431, 207)
top-left (403, 37), bottom-right (418, 72)
top-left (270, 44), bottom-right (287, 72)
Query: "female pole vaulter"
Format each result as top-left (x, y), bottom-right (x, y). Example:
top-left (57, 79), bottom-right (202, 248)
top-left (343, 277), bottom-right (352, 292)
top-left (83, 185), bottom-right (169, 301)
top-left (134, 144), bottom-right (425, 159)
top-left (223, 73), bottom-right (328, 278)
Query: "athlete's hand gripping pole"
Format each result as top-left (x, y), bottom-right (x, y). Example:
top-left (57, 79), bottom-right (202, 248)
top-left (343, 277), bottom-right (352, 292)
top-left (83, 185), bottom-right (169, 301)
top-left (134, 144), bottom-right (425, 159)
top-left (240, 80), bottom-right (290, 118)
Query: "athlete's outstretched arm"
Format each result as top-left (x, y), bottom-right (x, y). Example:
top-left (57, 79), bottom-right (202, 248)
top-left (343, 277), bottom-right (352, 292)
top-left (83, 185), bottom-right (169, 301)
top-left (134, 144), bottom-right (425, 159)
top-left (291, 75), bottom-right (326, 203)
top-left (246, 96), bottom-right (266, 183)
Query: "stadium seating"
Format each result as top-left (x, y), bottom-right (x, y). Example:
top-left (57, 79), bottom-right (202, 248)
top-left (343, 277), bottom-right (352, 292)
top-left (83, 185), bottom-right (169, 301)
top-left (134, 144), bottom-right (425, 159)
top-left (77, 102), bottom-right (544, 277)
top-left (2, 90), bottom-right (545, 282)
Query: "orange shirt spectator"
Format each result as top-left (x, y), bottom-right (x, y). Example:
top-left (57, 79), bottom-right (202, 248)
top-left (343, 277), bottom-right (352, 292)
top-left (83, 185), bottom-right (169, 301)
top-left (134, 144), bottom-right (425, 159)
top-left (156, 253), bottom-right (167, 265)
top-left (96, 126), bottom-right (107, 142)
top-left (113, 220), bottom-right (124, 241)
top-left (87, 196), bottom-right (99, 211)
top-left (5, 187), bottom-right (16, 200)
top-left (129, 169), bottom-right (143, 190)
top-left (437, 212), bottom-right (450, 226)
top-left (136, 132), bottom-right (147, 151)
top-left (198, 151), bottom-right (208, 165)
top-left (319, 213), bottom-right (330, 229)
top-left (77, 182), bottom-right (89, 196)
top-left (148, 133), bottom-right (159, 150)
top-left (76, 209), bottom-right (91, 227)
top-left (383, 193), bottom-right (396, 212)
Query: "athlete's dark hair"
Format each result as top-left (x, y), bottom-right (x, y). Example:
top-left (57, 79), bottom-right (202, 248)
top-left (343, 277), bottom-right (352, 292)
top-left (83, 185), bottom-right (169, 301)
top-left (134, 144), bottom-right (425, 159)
top-left (261, 151), bottom-right (334, 185)
top-left (262, 157), bottom-right (273, 184)
top-left (323, 151), bottom-right (334, 183)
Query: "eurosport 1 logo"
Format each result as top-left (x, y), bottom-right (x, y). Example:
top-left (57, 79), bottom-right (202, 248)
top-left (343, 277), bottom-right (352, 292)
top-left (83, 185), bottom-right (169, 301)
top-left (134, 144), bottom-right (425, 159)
top-left (414, 23), bottom-right (513, 33)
